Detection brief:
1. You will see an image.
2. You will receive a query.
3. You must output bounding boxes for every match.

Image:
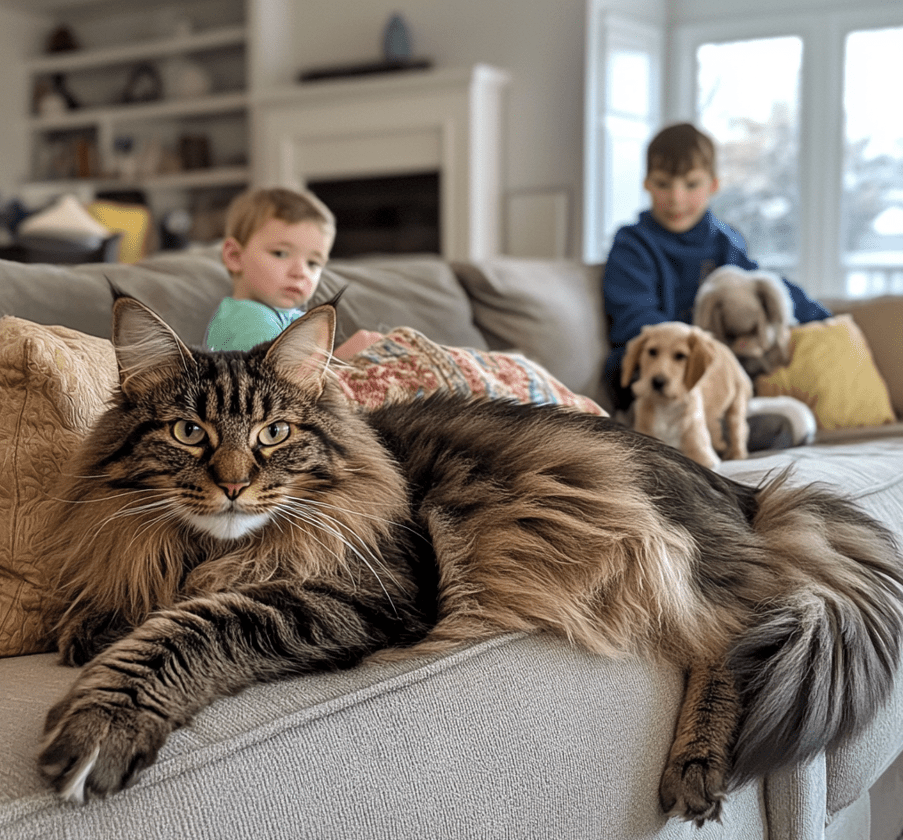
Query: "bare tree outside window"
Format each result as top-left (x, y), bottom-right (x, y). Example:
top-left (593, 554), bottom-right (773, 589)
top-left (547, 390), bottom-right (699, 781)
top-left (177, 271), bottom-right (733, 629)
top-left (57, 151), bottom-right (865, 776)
top-left (696, 37), bottom-right (803, 279)
top-left (842, 26), bottom-right (903, 296)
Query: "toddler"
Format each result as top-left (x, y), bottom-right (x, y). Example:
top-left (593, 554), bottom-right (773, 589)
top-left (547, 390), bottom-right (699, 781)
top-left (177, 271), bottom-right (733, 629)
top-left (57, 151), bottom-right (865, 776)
top-left (205, 187), bottom-right (380, 359)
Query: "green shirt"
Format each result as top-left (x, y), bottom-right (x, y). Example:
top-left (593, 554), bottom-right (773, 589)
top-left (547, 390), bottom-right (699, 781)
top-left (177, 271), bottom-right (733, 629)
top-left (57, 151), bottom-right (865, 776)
top-left (204, 297), bottom-right (304, 352)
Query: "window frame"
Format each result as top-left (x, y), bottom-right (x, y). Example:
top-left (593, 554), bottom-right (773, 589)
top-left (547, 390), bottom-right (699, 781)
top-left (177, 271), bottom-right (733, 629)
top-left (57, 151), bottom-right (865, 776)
top-left (668, 6), bottom-right (903, 298)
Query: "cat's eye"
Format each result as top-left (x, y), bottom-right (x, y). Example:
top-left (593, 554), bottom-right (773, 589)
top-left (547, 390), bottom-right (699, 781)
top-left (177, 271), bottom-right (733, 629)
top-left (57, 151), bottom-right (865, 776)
top-left (172, 420), bottom-right (206, 446)
top-left (258, 422), bottom-right (290, 446)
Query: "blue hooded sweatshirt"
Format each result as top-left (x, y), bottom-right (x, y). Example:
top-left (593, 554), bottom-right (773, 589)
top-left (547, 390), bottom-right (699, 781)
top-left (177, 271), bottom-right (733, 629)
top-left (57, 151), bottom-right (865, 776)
top-left (603, 209), bottom-right (830, 391)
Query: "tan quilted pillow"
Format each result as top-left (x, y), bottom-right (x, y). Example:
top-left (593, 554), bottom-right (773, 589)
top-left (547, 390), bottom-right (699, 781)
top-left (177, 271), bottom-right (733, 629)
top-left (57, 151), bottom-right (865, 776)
top-left (0, 317), bottom-right (117, 657)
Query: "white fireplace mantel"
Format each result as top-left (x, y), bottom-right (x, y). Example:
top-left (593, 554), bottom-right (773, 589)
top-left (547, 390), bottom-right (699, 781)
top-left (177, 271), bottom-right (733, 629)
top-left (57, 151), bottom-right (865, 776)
top-left (253, 64), bottom-right (510, 261)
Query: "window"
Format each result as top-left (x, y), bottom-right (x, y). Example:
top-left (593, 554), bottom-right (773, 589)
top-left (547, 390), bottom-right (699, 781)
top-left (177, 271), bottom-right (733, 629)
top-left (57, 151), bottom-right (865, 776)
top-left (583, 9), bottom-right (661, 263)
top-left (841, 26), bottom-right (903, 296)
top-left (670, 8), bottom-right (903, 298)
top-left (696, 37), bottom-right (803, 276)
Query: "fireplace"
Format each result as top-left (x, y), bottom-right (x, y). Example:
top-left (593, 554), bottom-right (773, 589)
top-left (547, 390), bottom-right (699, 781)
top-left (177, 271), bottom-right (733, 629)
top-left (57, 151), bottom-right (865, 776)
top-left (255, 65), bottom-right (509, 261)
top-left (308, 172), bottom-right (440, 257)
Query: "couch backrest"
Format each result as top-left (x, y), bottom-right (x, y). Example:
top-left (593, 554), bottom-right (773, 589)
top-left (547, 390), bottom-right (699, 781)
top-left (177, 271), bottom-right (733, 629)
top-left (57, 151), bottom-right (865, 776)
top-left (1, 250), bottom-right (611, 408)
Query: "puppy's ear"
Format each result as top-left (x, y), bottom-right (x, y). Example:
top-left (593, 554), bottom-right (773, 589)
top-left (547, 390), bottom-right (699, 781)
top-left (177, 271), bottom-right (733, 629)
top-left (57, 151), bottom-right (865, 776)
top-left (754, 276), bottom-right (793, 326)
top-left (694, 294), bottom-right (726, 342)
top-left (621, 332), bottom-right (648, 387)
top-left (684, 330), bottom-right (715, 391)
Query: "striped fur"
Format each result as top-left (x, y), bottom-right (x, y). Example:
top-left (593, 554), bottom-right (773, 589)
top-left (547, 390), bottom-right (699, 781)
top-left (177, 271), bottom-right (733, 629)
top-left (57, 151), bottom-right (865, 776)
top-left (38, 297), bottom-right (903, 824)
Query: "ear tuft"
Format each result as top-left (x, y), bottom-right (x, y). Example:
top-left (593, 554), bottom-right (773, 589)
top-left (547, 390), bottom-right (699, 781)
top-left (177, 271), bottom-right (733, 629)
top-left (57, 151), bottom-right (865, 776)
top-left (112, 296), bottom-right (194, 398)
top-left (265, 304), bottom-right (336, 394)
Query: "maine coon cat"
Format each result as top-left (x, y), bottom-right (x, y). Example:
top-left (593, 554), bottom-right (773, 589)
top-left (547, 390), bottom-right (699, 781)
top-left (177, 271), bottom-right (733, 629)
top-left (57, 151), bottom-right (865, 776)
top-left (39, 294), bottom-right (903, 825)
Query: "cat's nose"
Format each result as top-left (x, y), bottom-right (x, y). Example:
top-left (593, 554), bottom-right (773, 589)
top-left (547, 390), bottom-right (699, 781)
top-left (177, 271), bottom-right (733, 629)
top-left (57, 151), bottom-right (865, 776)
top-left (219, 481), bottom-right (250, 500)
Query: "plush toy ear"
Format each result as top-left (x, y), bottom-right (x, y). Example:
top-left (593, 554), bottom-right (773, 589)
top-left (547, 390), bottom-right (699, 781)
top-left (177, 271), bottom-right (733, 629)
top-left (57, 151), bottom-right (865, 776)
top-left (684, 330), bottom-right (715, 391)
top-left (265, 304), bottom-right (336, 395)
top-left (112, 294), bottom-right (194, 399)
top-left (621, 332), bottom-right (648, 387)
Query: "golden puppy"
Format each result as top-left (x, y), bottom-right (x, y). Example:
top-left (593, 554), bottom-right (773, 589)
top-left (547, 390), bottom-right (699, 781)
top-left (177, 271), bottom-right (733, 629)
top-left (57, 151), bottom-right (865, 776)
top-left (693, 265), bottom-right (796, 377)
top-left (622, 322), bottom-right (753, 468)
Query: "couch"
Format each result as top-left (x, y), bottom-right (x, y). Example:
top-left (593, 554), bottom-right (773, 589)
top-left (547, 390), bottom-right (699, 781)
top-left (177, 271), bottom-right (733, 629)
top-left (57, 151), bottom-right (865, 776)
top-left (1, 249), bottom-right (902, 840)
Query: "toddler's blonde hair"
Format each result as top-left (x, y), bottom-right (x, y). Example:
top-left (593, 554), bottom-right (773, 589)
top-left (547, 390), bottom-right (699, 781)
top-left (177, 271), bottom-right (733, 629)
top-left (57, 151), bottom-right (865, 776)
top-left (225, 187), bottom-right (336, 246)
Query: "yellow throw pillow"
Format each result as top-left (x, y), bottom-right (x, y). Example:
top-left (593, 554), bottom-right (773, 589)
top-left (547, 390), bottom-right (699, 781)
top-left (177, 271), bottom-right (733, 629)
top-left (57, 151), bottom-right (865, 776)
top-left (0, 317), bottom-right (118, 657)
top-left (86, 200), bottom-right (153, 263)
top-left (755, 314), bottom-right (895, 430)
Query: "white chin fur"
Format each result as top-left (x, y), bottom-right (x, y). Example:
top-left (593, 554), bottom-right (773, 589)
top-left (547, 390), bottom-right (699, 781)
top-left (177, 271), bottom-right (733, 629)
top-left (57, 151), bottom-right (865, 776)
top-left (185, 511), bottom-right (270, 540)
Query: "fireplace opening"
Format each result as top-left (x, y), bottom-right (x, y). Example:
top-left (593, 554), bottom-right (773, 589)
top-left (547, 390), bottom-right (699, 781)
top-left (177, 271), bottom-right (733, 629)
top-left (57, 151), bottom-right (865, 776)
top-left (307, 172), bottom-right (440, 258)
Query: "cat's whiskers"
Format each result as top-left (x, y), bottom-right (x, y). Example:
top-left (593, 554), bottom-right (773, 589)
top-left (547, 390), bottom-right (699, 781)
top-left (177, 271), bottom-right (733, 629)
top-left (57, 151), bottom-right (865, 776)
top-left (267, 507), bottom-right (360, 593)
top-left (75, 497), bottom-right (181, 556)
top-left (279, 501), bottom-right (401, 612)
top-left (301, 497), bottom-right (426, 544)
top-left (121, 502), bottom-right (189, 554)
top-left (48, 486), bottom-right (170, 506)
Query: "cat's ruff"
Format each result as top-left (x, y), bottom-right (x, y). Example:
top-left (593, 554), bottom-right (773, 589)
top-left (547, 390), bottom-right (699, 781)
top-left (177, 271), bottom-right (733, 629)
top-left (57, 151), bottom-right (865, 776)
top-left (37, 296), bottom-right (903, 828)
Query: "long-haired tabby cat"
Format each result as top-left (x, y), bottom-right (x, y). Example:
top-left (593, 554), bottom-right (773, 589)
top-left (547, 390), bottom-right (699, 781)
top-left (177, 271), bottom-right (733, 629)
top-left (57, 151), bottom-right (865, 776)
top-left (38, 294), bottom-right (903, 825)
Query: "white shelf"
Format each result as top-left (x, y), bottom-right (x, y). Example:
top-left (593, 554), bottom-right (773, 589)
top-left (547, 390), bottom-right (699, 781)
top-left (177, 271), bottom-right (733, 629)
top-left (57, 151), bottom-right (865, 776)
top-left (29, 91), bottom-right (250, 131)
top-left (23, 164), bottom-right (251, 195)
top-left (26, 24), bottom-right (247, 74)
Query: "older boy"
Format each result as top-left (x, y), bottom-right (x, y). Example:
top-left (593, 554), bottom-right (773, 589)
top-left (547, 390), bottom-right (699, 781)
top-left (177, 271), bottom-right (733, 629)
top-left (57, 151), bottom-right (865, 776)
top-left (205, 187), bottom-right (379, 358)
top-left (603, 123), bottom-right (829, 446)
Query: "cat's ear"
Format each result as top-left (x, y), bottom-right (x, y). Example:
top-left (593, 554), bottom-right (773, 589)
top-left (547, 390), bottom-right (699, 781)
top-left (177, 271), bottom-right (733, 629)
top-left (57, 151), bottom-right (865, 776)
top-left (265, 304), bottom-right (335, 394)
top-left (111, 296), bottom-right (194, 398)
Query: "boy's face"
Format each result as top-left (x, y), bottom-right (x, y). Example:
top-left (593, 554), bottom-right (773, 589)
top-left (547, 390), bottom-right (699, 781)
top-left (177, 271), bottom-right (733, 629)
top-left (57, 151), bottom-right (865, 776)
top-left (223, 218), bottom-right (332, 310)
top-left (644, 166), bottom-right (719, 234)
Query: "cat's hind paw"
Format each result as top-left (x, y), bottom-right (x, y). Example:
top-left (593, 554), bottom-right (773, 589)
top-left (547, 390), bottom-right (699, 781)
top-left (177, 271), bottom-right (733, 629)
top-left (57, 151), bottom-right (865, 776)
top-left (659, 759), bottom-right (727, 827)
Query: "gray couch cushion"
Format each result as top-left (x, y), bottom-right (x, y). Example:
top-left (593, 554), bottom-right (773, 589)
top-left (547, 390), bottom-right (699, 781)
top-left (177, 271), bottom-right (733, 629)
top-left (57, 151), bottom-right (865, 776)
top-left (452, 258), bottom-right (610, 409)
top-left (315, 255), bottom-right (489, 351)
top-left (0, 635), bottom-right (771, 840)
top-left (0, 250), bottom-right (232, 346)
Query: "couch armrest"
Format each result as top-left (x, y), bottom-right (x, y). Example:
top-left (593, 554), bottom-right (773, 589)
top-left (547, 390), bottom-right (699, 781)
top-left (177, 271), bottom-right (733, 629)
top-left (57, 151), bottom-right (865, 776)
top-left (822, 295), bottom-right (903, 419)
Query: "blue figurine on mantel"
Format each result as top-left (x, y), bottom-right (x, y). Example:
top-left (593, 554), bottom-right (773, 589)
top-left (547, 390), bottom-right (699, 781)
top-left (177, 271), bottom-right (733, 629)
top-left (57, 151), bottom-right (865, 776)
top-left (383, 13), bottom-right (413, 63)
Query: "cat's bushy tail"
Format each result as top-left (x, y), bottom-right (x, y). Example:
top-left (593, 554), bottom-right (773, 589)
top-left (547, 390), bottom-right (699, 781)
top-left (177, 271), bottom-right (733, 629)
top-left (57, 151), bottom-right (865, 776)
top-left (727, 475), bottom-right (903, 788)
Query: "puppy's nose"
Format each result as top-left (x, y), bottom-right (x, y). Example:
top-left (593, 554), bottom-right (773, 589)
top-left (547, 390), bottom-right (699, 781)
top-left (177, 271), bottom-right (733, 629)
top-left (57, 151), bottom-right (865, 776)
top-left (652, 375), bottom-right (667, 392)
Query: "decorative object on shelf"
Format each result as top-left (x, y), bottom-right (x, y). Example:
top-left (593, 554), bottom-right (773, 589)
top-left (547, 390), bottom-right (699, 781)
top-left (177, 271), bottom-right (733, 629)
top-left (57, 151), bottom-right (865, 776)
top-left (178, 133), bottom-right (211, 170)
top-left (45, 24), bottom-right (79, 54)
top-left (113, 136), bottom-right (138, 181)
top-left (160, 56), bottom-right (213, 100)
top-left (383, 13), bottom-right (412, 62)
top-left (298, 11), bottom-right (432, 82)
top-left (121, 63), bottom-right (163, 104)
top-left (37, 74), bottom-right (80, 114)
top-left (74, 135), bottom-right (99, 179)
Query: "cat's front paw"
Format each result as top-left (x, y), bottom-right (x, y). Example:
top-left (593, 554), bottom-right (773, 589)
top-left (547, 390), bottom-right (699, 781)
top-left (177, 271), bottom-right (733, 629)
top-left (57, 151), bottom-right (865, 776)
top-left (57, 613), bottom-right (131, 666)
top-left (659, 758), bottom-right (727, 826)
top-left (39, 680), bottom-right (171, 802)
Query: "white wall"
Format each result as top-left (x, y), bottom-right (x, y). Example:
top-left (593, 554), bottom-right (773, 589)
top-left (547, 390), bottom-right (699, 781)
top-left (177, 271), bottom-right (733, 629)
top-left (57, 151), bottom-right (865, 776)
top-left (285, 0), bottom-right (590, 256)
top-left (0, 7), bottom-right (47, 196)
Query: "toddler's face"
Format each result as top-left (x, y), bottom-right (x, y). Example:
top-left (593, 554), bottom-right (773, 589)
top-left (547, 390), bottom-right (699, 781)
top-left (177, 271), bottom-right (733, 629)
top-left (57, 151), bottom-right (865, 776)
top-left (224, 218), bottom-right (332, 310)
top-left (644, 166), bottom-right (718, 234)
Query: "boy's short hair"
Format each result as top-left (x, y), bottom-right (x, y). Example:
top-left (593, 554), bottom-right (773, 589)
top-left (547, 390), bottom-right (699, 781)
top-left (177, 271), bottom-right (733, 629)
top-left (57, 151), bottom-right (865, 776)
top-left (646, 123), bottom-right (717, 178)
top-left (225, 187), bottom-right (336, 245)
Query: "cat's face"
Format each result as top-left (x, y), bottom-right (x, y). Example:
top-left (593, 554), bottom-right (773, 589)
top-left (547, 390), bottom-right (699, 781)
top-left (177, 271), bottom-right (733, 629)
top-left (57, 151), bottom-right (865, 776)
top-left (106, 296), bottom-right (340, 541)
